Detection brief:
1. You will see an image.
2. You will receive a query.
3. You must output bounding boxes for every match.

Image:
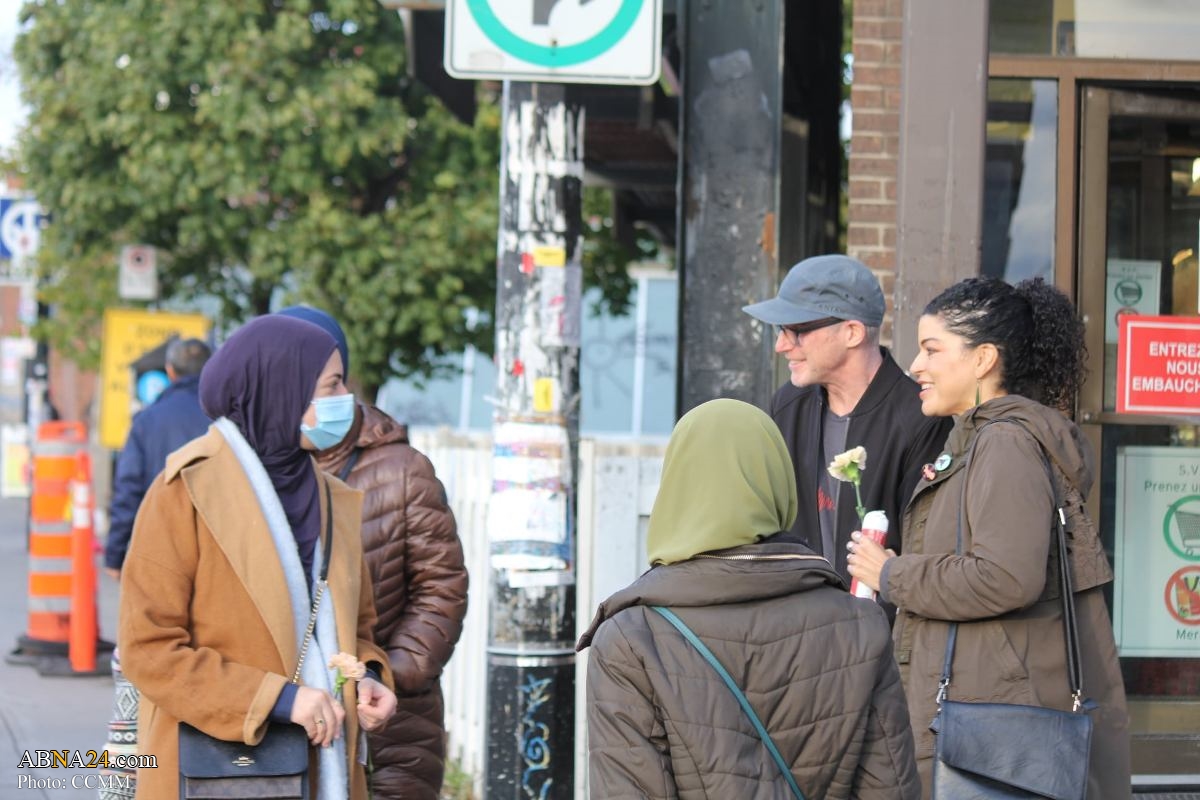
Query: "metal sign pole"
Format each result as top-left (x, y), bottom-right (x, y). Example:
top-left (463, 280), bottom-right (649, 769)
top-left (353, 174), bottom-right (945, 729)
top-left (484, 80), bottom-right (583, 799)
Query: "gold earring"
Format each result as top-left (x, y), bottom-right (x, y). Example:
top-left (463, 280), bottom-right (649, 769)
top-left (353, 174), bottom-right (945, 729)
top-left (975, 380), bottom-right (982, 406)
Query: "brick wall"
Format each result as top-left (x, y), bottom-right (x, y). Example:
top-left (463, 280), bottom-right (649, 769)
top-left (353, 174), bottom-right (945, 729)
top-left (848, 0), bottom-right (904, 339)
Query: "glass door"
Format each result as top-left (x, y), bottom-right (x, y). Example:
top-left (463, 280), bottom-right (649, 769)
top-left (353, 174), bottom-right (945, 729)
top-left (1077, 84), bottom-right (1200, 784)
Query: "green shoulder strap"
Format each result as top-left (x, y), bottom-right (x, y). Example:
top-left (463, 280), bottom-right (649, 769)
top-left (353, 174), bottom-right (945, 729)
top-left (649, 606), bottom-right (806, 800)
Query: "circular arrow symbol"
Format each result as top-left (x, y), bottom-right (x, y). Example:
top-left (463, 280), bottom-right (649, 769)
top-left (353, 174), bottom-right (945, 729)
top-left (467, 0), bottom-right (644, 67)
top-left (0, 200), bottom-right (43, 258)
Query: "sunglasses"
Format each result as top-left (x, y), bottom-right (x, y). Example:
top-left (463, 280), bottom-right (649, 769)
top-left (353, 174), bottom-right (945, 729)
top-left (775, 317), bottom-right (843, 344)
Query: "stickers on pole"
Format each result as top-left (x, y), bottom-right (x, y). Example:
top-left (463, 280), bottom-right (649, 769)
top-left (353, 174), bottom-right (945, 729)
top-left (532, 246), bottom-right (565, 267)
top-left (487, 421), bottom-right (574, 578)
top-left (538, 264), bottom-right (581, 350)
top-left (533, 378), bottom-right (556, 413)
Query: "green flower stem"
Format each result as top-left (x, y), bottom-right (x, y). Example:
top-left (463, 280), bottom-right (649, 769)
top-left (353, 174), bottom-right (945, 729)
top-left (853, 480), bottom-right (866, 523)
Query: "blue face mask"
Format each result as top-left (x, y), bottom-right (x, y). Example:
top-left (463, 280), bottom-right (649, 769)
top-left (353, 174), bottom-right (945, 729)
top-left (300, 393), bottom-right (356, 450)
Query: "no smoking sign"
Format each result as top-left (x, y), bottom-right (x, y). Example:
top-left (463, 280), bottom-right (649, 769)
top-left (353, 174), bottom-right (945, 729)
top-left (446, 0), bottom-right (661, 85)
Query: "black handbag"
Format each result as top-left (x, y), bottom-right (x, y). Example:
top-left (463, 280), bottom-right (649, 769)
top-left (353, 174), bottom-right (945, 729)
top-left (177, 481), bottom-right (334, 800)
top-left (179, 722), bottom-right (309, 799)
top-left (930, 420), bottom-right (1093, 800)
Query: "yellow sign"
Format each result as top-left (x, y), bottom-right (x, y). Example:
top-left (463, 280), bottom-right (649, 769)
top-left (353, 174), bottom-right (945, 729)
top-left (532, 246), bottom-right (566, 267)
top-left (533, 377), bottom-right (556, 413)
top-left (100, 308), bottom-right (210, 449)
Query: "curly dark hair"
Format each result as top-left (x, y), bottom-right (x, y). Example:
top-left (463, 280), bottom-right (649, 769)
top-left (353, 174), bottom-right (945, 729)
top-left (923, 277), bottom-right (1087, 410)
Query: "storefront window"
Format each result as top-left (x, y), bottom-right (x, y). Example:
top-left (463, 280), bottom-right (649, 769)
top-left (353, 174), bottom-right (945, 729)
top-left (982, 78), bottom-right (1056, 284)
top-left (990, 0), bottom-right (1200, 62)
top-left (1080, 88), bottom-right (1200, 773)
top-left (1100, 93), bottom-right (1200, 412)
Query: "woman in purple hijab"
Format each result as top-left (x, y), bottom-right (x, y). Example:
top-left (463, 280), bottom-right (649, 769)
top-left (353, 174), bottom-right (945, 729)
top-left (118, 316), bottom-right (396, 800)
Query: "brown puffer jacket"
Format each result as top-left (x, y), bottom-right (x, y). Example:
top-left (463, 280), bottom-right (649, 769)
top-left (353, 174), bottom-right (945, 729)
top-left (317, 404), bottom-right (468, 800)
top-left (577, 542), bottom-right (921, 799)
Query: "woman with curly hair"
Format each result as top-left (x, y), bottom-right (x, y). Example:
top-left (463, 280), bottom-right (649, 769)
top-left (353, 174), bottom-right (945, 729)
top-left (846, 277), bottom-right (1130, 798)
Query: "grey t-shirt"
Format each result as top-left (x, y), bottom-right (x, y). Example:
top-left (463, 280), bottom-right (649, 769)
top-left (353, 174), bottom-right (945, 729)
top-left (819, 409), bottom-right (850, 559)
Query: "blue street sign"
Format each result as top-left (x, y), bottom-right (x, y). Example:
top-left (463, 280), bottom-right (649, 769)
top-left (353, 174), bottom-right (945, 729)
top-left (0, 198), bottom-right (48, 260)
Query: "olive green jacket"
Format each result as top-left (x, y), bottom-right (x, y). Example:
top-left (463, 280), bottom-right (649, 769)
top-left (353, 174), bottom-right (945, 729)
top-left (884, 395), bottom-right (1130, 799)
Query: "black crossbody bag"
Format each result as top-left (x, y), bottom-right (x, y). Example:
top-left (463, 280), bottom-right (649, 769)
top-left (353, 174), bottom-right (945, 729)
top-left (178, 480), bottom-right (334, 800)
top-left (930, 420), bottom-right (1093, 800)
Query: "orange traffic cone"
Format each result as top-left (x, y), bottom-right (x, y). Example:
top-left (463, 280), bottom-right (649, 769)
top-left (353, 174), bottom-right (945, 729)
top-left (69, 450), bottom-right (97, 673)
top-left (13, 421), bottom-right (86, 659)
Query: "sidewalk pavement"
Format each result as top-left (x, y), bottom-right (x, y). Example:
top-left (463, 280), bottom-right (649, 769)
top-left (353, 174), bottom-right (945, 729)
top-left (0, 495), bottom-right (124, 798)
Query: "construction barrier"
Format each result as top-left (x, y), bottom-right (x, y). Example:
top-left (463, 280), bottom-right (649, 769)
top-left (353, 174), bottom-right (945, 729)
top-left (18, 420), bottom-right (87, 656)
top-left (69, 450), bottom-right (97, 673)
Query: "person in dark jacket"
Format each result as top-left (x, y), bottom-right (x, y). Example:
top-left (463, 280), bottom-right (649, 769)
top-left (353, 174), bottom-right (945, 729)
top-left (279, 306), bottom-right (468, 800)
top-left (847, 278), bottom-right (1130, 798)
top-left (743, 254), bottom-right (951, 582)
top-left (579, 399), bottom-right (920, 800)
top-left (100, 338), bottom-right (213, 798)
top-left (104, 336), bottom-right (211, 577)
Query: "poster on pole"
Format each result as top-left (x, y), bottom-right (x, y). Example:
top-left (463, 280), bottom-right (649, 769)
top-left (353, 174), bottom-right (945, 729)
top-left (486, 420), bottom-right (574, 578)
top-left (0, 423), bottom-right (30, 498)
top-left (1113, 446), bottom-right (1200, 656)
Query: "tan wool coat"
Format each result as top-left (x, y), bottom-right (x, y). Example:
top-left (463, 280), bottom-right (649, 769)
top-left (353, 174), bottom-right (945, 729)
top-left (118, 427), bottom-right (392, 800)
top-left (884, 396), bottom-right (1130, 799)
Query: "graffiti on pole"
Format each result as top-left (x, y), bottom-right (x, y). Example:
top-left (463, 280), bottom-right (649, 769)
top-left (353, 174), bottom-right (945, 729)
top-left (518, 674), bottom-right (553, 800)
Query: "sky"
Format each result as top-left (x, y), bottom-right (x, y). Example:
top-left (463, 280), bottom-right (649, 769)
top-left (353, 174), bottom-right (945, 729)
top-left (0, 0), bottom-right (26, 155)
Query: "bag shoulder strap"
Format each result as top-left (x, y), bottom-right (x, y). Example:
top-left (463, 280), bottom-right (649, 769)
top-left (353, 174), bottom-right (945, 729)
top-left (939, 418), bottom-right (1085, 709)
top-left (649, 606), bottom-right (806, 800)
top-left (336, 447), bottom-right (362, 483)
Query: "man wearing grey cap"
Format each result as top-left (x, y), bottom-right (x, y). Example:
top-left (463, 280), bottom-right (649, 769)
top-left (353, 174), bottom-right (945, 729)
top-left (743, 254), bottom-right (951, 586)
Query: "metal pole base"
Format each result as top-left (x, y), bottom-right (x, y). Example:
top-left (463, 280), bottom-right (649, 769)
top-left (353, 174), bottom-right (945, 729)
top-left (485, 652), bottom-right (575, 800)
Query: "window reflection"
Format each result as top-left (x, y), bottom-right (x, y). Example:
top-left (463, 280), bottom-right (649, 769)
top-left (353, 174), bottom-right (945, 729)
top-left (1101, 90), bottom-right (1200, 411)
top-left (983, 78), bottom-right (1057, 284)
top-left (990, 0), bottom-right (1200, 62)
top-left (378, 273), bottom-right (678, 437)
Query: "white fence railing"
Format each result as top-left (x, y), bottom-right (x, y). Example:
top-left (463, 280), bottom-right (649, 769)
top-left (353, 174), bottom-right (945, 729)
top-left (408, 427), bottom-right (666, 799)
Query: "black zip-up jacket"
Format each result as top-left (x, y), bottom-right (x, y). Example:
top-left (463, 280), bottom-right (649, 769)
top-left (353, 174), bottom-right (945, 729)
top-left (769, 348), bottom-right (952, 579)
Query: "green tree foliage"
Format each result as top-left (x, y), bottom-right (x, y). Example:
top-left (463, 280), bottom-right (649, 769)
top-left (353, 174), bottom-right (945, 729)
top-left (14, 0), bottom-right (502, 400)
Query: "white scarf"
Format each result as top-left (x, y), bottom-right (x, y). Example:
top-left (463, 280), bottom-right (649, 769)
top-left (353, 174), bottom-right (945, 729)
top-left (214, 417), bottom-right (348, 799)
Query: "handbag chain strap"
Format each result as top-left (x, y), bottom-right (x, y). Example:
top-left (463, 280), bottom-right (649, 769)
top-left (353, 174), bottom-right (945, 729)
top-left (650, 606), bottom-right (807, 800)
top-left (937, 419), bottom-right (1085, 711)
top-left (290, 479), bottom-right (335, 685)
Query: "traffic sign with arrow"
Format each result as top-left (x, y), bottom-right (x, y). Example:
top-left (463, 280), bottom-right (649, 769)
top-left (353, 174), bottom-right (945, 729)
top-left (446, 0), bottom-right (662, 85)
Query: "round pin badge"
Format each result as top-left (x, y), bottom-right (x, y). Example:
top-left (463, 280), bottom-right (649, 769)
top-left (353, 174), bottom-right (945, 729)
top-left (934, 453), bottom-right (952, 472)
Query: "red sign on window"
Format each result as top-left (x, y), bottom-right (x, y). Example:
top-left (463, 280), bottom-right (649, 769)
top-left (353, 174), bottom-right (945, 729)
top-left (1115, 315), bottom-right (1200, 415)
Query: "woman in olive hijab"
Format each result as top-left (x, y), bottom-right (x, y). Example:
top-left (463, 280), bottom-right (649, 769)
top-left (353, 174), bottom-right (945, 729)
top-left (578, 399), bottom-right (919, 800)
